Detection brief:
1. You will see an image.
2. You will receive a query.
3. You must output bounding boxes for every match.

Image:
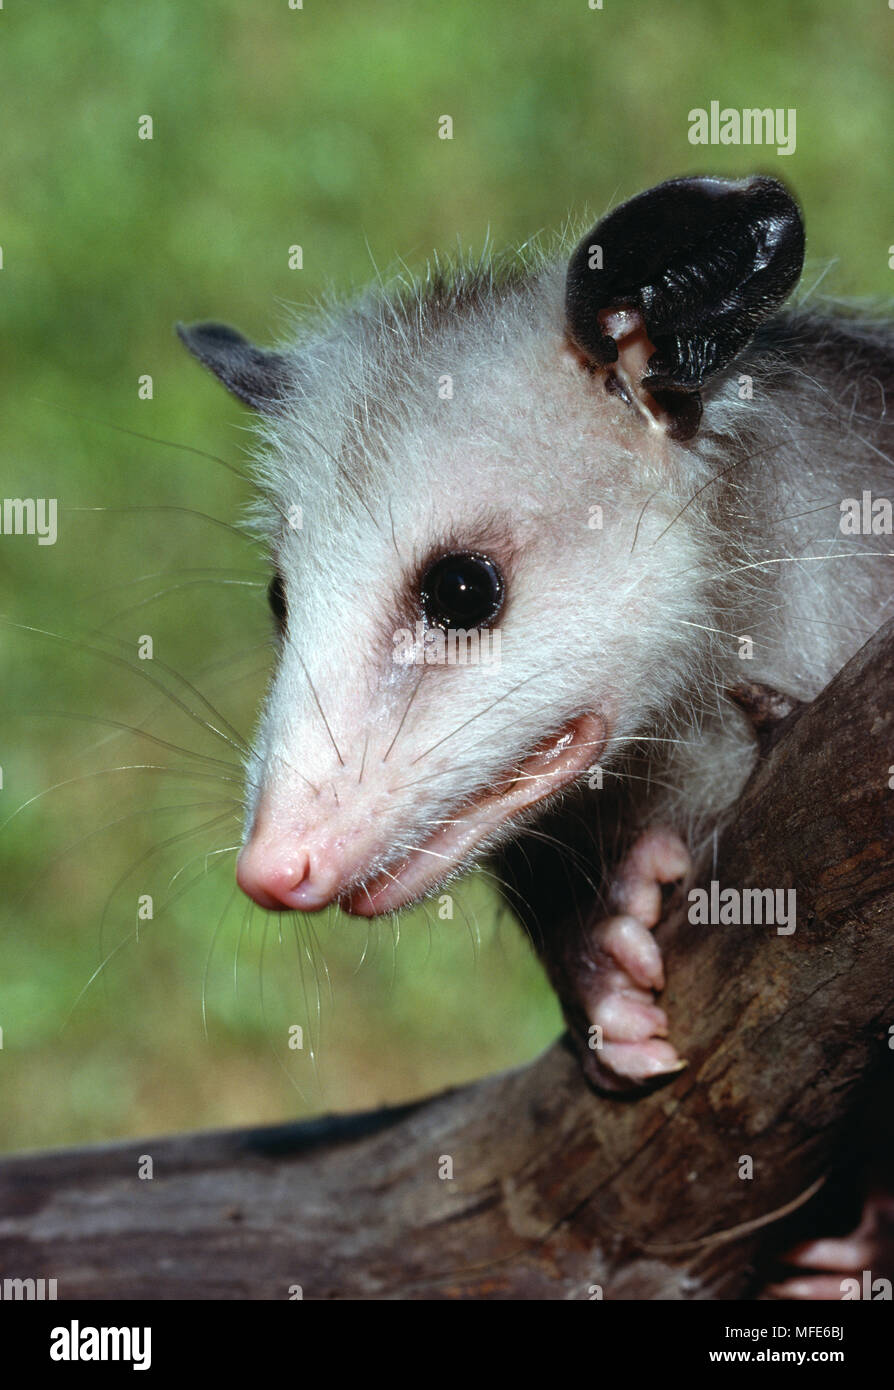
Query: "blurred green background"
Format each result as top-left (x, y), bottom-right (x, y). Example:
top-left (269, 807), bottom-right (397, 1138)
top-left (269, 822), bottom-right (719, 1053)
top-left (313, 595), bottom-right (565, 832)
top-left (0, 0), bottom-right (890, 1153)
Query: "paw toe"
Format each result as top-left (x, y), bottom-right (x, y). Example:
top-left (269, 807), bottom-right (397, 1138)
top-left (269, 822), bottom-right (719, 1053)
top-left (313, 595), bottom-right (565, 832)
top-left (764, 1274), bottom-right (850, 1301)
top-left (598, 1038), bottom-right (686, 1082)
top-left (612, 828), bottom-right (691, 925)
top-left (589, 992), bottom-right (668, 1042)
top-left (588, 914), bottom-right (665, 989)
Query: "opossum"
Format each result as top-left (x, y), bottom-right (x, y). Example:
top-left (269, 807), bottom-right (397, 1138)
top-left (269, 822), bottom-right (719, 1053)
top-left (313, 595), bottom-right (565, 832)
top-left (178, 171), bottom-right (892, 1118)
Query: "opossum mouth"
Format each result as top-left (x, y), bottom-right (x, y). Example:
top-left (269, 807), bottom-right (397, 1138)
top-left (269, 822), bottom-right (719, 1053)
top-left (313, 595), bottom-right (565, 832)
top-left (343, 712), bottom-right (606, 917)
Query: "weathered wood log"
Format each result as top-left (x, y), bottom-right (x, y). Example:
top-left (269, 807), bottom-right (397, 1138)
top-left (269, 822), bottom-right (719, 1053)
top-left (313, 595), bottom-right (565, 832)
top-left (0, 620), bottom-right (891, 1300)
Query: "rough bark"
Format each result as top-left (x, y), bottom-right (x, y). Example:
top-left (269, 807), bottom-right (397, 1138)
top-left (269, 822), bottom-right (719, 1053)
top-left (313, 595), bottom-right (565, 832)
top-left (0, 620), bottom-right (891, 1300)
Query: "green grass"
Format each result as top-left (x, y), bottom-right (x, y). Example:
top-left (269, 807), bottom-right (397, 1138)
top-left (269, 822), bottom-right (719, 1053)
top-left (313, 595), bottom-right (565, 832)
top-left (0, 0), bottom-right (889, 1151)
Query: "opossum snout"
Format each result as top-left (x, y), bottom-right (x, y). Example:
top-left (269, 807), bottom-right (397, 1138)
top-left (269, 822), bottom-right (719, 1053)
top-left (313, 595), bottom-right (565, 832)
top-left (236, 818), bottom-right (354, 912)
top-left (235, 838), bottom-right (317, 912)
top-left (235, 711), bottom-right (608, 916)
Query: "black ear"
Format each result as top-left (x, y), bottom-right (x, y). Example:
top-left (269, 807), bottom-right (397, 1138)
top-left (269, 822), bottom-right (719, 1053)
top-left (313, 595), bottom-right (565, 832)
top-left (176, 322), bottom-right (295, 414)
top-left (565, 175), bottom-right (805, 439)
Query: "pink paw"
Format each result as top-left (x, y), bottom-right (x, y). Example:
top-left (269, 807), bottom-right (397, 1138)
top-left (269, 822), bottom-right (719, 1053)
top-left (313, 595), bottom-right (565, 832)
top-left (580, 828), bottom-right (690, 1090)
top-left (765, 1187), bottom-right (894, 1300)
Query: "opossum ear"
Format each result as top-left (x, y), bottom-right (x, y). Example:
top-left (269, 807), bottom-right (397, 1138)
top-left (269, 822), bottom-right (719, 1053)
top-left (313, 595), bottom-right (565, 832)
top-left (565, 175), bottom-right (805, 440)
top-left (176, 322), bottom-right (295, 414)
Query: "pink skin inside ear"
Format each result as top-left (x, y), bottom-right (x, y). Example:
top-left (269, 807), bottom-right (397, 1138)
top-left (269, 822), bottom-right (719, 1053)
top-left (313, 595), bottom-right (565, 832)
top-left (598, 307), bottom-right (668, 430)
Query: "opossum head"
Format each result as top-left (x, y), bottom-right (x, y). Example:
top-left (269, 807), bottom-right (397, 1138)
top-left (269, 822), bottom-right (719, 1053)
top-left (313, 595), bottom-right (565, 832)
top-left (179, 175), bottom-right (803, 915)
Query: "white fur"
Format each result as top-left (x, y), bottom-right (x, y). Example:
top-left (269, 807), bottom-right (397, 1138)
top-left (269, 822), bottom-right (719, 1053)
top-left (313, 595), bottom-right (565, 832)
top-left (239, 241), bottom-right (894, 894)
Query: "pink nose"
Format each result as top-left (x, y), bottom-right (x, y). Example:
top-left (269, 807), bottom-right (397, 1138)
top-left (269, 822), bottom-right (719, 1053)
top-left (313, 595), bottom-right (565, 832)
top-left (236, 833), bottom-right (341, 912)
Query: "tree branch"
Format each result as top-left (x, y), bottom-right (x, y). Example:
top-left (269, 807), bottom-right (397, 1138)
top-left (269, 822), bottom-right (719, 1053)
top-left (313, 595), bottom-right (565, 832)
top-left (1, 620), bottom-right (891, 1299)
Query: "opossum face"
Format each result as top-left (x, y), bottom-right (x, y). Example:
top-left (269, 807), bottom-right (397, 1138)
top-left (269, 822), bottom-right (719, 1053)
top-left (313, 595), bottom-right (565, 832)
top-left (237, 335), bottom-right (701, 915)
top-left (179, 175), bottom-right (803, 915)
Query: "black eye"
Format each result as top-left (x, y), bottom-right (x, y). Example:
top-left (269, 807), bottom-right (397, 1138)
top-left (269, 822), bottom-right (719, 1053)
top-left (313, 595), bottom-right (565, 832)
top-left (267, 572), bottom-right (287, 630)
top-left (420, 551), bottom-right (505, 630)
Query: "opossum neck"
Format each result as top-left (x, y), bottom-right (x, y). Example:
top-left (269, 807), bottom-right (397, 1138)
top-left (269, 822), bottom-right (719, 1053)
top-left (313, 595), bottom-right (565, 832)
top-left (715, 309), bottom-right (894, 701)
